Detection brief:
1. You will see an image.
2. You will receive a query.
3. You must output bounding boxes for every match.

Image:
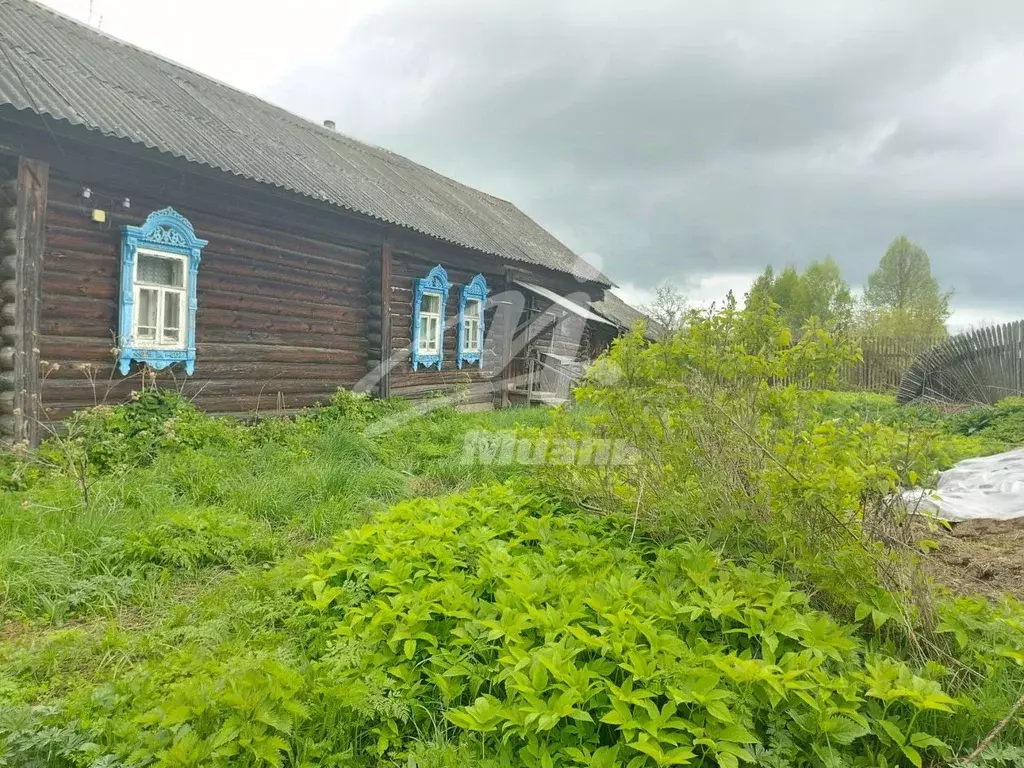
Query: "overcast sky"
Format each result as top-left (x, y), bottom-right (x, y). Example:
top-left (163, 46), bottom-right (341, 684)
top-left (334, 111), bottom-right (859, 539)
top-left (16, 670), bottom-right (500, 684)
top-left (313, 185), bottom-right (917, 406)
top-left (37, 0), bottom-right (1024, 327)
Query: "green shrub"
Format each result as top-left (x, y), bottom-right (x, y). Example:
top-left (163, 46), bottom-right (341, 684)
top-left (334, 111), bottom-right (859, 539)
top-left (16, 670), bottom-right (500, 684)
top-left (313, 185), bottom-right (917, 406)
top-left (127, 653), bottom-right (309, 768)
top-left (312, 388), bottom-right (410, 429)
top-left (299, 485), bottom-right (966, 767)
top-left (0, 450), bottom-right (44, 493)
top-left (121, 508), bottom-right (279, 571)
top-left (562, 299), bottom-right (1011, 603)
top-left (39, 388), bottom-right (244, 475)
top-left (948, 396), bottom-right (1024, 445)
top-left (0, 703), bottom-right (95, 767)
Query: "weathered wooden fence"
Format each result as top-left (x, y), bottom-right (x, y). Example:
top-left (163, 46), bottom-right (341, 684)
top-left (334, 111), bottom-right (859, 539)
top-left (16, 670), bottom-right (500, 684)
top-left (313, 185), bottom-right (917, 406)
top-left (897, 321), bottom-right (1024, 404)
top-left (772, 336), bottom-right (941, 392)
top-left (834, 336), bottom-right (945, 392)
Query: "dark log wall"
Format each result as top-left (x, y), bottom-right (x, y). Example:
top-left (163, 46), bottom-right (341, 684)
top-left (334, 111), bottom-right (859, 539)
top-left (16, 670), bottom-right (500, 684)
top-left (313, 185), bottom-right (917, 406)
top-left (0, 156), bottom-right (17, 440)
top-left (386, 249), bottom-right (504, 407)
top-left (0, 113), bottom-right (610, 423)
top-left (384, 244), bottom-right (605, 405)
top-left (0, 156), bottom-right (48, 444)
top-left (39, 169), bottom-right (372, 419)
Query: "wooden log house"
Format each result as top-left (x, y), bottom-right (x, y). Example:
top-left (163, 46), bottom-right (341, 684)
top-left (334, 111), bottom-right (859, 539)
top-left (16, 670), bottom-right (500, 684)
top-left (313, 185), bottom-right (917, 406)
top-left (0, 0), bottom-right (651, 445)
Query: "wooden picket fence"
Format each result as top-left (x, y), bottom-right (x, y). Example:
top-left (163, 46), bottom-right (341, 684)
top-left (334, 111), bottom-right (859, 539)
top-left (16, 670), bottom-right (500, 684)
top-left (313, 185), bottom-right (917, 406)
top-left (896, 321), bottom-right (1024, 405)
top-left (732, 324), bottom-right (1024, 402)
top-left (838, 335), bottom-right (945, 392)
top-left (779, 335), bottom-right (941, 392)
top-left (772, 335), bottom-right (937, 392)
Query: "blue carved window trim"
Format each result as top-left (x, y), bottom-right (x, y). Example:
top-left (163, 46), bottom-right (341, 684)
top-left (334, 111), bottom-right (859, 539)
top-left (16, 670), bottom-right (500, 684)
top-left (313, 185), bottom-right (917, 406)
top-left (411, 264), bottom-right (451, 370)
top-left (118, 208), bottom-right (208, 376)
top-left (457, 273), bottom-right (488, 368)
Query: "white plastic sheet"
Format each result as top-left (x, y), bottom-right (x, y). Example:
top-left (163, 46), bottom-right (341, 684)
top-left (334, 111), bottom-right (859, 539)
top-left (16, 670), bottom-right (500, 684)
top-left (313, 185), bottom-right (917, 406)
top-left (905, 447), bottom-right (1024, 522)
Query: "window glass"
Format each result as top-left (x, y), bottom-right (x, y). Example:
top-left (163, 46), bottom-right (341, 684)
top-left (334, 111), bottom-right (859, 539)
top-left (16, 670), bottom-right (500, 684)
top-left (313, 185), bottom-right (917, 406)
top-left (133, 253), bottom-right (186, 348)
top-left (418, 292), bottom-right (443, 353)
top-left (426, 317), bottom-right (439, 350)
top-left (418, 314), bottom-right (432, 350)
top-left (163, 292), bottom-right (182, 343)
top-left (464, 299), bottom-right (481, 352)
top-left (137, 288), bottom-right (159, 341)
top-left (422, 293), bottom-right (440, 315)
top-left (138, 253), bottom-right (184, 287)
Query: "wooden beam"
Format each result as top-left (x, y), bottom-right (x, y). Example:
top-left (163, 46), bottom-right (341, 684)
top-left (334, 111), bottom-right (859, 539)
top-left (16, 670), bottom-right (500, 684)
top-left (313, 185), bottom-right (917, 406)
top-left (380, 240), bottom-right (392, 399)
top-left (500, 266), bottom-right (514, 408)
top-left (13, 157), bottom-right (48, 447)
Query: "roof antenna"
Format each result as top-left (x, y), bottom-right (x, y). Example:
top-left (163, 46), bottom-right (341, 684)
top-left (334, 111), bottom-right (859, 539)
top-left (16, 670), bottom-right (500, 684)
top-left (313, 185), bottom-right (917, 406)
top-left (86, 0), bottom-right (103, 29)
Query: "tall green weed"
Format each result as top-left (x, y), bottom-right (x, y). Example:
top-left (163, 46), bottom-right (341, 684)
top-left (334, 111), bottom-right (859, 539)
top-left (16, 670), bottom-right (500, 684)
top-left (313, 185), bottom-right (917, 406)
top-left (297, 485), bottom-right (982, 767)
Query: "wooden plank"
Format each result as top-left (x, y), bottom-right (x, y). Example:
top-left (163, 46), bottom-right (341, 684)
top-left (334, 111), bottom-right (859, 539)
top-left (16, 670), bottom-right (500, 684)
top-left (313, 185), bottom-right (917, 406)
top-left (40, 391), bottom-right (334, 421)
top-left (13, 157), bottom-right (48, 447)
top-left (380, 241), bottom-right (392, 398)
top-left (41, 360), bottom-right (365, 382)
top-left (1018, 321), bottom-right (1023, 396)
top-left (501, 266), bottom-right (515, 408)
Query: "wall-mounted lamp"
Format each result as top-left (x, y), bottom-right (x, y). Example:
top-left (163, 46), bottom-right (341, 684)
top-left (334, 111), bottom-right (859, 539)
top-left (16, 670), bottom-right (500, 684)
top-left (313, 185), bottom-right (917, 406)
top-left (81, 186), bottom-right (92, 200)
top-left (122, 197), bottom-right (131, 210)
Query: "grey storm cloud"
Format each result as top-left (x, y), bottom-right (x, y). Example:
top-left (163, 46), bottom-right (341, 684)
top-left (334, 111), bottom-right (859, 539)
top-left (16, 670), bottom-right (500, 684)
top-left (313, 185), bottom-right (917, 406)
top-left (269, 0), bottom-right (1024, 314)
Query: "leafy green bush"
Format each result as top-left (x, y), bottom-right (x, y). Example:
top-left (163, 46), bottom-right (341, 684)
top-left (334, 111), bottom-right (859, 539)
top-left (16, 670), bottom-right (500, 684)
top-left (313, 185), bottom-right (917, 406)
top-left (562, 298), bottom-right (1011, 603)
top-left (39, 388), bottom-right (244, 475)
top-left (312, 388), bottom-right (410, 429)
top-left (299, 485), bottom-right (967, 768)
top-left (0, 450), bottom-right (44, 493)
top-left (127, 653), bottom-right (309, 767)
top-left (948, 396), bottom-right (1024, 445)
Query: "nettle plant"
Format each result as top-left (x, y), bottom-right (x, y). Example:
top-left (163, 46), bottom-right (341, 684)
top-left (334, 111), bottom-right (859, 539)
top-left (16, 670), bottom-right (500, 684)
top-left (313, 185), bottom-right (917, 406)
top-left (300, 486), bottom-right (956, 768)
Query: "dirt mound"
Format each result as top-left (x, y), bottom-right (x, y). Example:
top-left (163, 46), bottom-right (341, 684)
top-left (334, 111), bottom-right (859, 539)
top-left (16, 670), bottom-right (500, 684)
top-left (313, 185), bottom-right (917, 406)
top-left (924, 517), bottom-right (1024, 601)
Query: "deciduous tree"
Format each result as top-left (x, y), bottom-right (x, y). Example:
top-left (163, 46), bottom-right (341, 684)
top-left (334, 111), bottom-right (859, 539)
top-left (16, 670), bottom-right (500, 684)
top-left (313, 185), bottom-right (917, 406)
top-left (645, 282), bottom-right (688, 337)
top-left (862, 236), bottom-right (951, 337)
top-left (745, 257), bottom-right (853, 335)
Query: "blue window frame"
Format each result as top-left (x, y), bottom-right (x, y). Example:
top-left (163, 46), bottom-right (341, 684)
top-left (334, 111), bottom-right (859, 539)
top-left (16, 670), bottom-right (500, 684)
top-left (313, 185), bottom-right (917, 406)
top-left (118, 207), bottom-right (207, 376)
top-left (411, 264), bottom-right (451, 370)
top-left (457, 273), bottom-right (488, 368)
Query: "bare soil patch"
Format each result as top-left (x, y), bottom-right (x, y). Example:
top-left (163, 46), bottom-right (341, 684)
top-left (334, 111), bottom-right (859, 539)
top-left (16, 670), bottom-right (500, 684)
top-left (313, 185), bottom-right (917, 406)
top-left (924, 517), bottom-right (1024, 601)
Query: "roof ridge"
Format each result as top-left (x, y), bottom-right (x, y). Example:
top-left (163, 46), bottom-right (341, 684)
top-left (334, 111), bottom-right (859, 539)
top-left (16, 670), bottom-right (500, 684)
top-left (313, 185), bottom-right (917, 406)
top-left (21, 2), bottom-right (527, 226)
top-left (8, 0), bottom-right (288, 116)
top-left (10, 0), bottom-right (486, 192)
top-left (0, 0), bottom-right (612, 284)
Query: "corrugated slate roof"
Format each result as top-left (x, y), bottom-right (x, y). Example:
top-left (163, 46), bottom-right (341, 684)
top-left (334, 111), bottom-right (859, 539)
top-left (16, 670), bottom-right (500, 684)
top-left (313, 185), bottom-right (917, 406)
top-left (589, 291), bottom-right (662, 340)
top-left (0, 0), bottom-right (611, 285)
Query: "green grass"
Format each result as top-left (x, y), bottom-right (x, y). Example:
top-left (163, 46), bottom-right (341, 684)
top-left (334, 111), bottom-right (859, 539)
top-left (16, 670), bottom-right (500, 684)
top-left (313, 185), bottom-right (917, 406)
top-left (0, 392), bottom-right (564, 766)
top-left (816, 391), bottom-right (1024, 447)
top-left (0, 389), bottom-right (1022, 766)
top-left (0, 395), bottom-right (556, 625)
top-left (814, 390), bottom-right (1016, 467)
